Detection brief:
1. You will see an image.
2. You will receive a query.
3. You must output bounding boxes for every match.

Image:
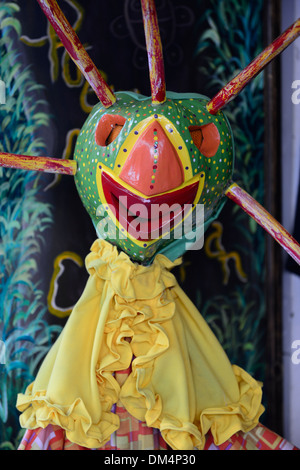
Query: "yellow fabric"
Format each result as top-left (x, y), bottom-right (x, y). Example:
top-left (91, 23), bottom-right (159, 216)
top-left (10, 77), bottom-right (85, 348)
top-left (16, 239), bottom-right (264, 450)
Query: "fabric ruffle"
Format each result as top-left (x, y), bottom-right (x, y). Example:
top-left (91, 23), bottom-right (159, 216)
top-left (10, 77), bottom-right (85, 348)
top-left (17, 239), bottom-right (264, 450)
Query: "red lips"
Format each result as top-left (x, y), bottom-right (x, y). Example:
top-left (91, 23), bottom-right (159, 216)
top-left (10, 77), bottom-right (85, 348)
top-left (101, 171), bottom-right (199, 241)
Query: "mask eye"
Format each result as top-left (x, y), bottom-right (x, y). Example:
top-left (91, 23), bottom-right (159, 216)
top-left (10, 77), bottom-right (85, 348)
top-left (95, 114), bottom-right (126, 147)
top-left (189, 123), bottom-right (220, 158)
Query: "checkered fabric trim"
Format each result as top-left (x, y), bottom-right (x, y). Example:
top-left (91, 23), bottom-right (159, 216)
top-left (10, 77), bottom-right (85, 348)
top-left (18, 369), bottom-right (298, 451)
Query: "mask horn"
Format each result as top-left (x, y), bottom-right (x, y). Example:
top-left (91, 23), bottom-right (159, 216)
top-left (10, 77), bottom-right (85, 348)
top-left (141, 0), bottom-right (166, 104)
top-left (0, 152), bottom-right (77, 175)
top-left (225, 183), bottom-right (300, 266)
top-left (207, 18), bottom-right (300, 114)
top-left (37, 0), bottom-right (116, 108)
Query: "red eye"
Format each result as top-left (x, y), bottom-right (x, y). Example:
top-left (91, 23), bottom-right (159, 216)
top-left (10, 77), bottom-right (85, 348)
top-left (189, 123), bottom-right (220, 158)
top-left (95, 114), bottom-right (126, 147)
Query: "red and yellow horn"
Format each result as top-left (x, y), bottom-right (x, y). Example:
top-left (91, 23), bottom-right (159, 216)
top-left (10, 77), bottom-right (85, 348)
top-left (207, 18), bottom-right (300, 114)
top-left (0, 152), bottom-right (77, 175)
top-left (141, 0), bottom-right (166, 104)
top-left (37, 0), bottom-right (116, 108)
top-left (225, 183), bottom-right (300, 266)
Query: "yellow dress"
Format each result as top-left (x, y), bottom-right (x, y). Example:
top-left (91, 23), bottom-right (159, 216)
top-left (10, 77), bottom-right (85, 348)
top-left (16, 239), bottom-right (264, 450)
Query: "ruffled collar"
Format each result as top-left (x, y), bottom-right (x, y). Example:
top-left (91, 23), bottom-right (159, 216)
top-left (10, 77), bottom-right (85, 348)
top-left (86, 239), bottom-right (181, 300)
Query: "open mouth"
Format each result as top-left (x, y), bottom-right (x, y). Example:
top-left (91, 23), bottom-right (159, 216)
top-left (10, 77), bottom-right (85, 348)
top-left (101, 171), bottom-right (202, 241)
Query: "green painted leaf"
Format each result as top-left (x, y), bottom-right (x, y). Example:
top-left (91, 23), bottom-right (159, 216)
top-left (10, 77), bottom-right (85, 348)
top-left (0, 17), bottom-right (21, 36)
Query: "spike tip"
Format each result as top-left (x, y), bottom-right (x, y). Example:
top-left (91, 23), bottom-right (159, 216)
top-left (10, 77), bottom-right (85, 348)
top-left (37, 0), bottom-right (116, 108)
top-left (0, 152), bottom-right (77, 175)
top-left (141, 0), bottom-right (166, 104)
top-left (225, 183), bottom-right (300, 266)
top-left (207, 18), bottom-right (300, 114)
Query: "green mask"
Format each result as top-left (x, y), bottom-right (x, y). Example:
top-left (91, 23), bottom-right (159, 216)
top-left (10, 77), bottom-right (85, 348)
top-left (74, 91), bottom-right (234, 263)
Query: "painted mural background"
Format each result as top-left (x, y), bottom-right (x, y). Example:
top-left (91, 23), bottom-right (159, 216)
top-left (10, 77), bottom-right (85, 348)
top-left (0, 0), bottom-right (268, 449)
